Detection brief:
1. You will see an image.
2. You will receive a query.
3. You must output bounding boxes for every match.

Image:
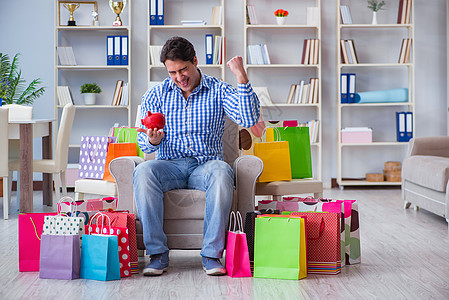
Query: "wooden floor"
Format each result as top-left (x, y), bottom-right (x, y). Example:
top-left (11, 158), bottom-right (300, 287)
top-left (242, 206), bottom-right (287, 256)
top-left (1, 188), bottom-right (449, 300)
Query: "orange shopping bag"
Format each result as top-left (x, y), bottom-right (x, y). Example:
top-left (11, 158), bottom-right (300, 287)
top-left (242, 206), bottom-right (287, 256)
top-left (102, 142), bottom-right (136, 182)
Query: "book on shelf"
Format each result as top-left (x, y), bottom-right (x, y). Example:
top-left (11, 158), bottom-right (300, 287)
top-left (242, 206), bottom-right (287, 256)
top-left (397, 0), bottom-right (412, 24)
top-left (149, 45), bottom-right (163, 66)
top-left (57, 86), bottom-right (73, 105)
top-left (340, 5), bottom-right (353, 24)
top-left (306, 7), bottom-right (319, 26)
top-left (341, 40), bottom-right (357, 64)
top-left (181, 20), bottom-right (206, 26)
top-left (247, 44), bottom-right (270, 65)
top-left (340, 40), bottom-right (349, 64)
top-left (301, 84), bottom-right (309, 104)
top-left (211, 6), bottom-right (223, 25)
top-left (253, 87), bottom-right (272, 106)
top-left (285, 78), bottom-right (318, 104)
top-left (246, 5), bottom-right (258, 25)
top-left (403, 38), bottom-right (412, 63)
top-left (213, 36), bottom-right (222, 64)
top-left (302, 39), bottom-right (319, 65)
top-left (157, 0), bottom-right (164, 25)
top-left (57, 46), bottom-right (77, 66)
top-left (150, 0), bottom-right (157, 25)
top-left (120, 82), bottom-right (129, 106)
top-left (306, 119), bottom-right (319, 143)
top-left (286, 84), bottom-right (296, 104)
top-left (347, 40), bottom-right (358, 64)
top-left (398, 38), bottom-right (407, 63)
top-left (111, 80), bottom-right (124, 106)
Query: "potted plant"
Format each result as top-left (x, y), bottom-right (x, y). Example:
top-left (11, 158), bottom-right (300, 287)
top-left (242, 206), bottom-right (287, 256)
top-left (274, 9), bottom-right (289, 25)
top-left (367, 0), bottom-right (386, 24)
top-left (80, 83), bottom-right (102, 105)
top-left (0, 53), bottom-right (45, 106)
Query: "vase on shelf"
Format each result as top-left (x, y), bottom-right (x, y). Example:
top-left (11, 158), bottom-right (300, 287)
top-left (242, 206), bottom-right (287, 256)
top-left (371, 11), bottom-right (378, 25)
top-left (276, 16), bottom-right (287, 25)
top-left (83, 93), bottom-right (96, 105)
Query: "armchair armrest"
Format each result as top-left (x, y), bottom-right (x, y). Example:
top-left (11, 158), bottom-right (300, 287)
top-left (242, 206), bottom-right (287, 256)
top-left (110, 156), bottom-right (144, 214)
top-left (234, 155), bottom-right (263, 214)
top-left (408, 137), bottom-right (449, 158)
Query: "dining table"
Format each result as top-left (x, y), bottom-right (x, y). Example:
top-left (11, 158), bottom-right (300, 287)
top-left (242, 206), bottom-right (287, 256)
top-left (8, 119), bottom-right (54, 213)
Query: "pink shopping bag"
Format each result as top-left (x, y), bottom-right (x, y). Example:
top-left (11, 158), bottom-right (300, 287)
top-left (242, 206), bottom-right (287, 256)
top-left (226, 211), bottom-right (252, 277)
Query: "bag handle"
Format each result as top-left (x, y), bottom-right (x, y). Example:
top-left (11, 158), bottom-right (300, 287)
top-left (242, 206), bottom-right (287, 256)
top-left (57, 196), bottom-right (77, 218)
top-left (236, 211), bottom-right (244, 233)
top-left (228, 211), bottom-right (236, 232)
top-left (30, 217), bottom-right (42, 241)
top-left (308, 217), bottom-right (325, 241)
top-left (261, 126), bottom-right (281, 143)
top-left (117, 126), bottom-right (132, 143)
top-left (88, 212), bottom-right (112, 235)
top-left (228, 211), bottom-right (245, 233)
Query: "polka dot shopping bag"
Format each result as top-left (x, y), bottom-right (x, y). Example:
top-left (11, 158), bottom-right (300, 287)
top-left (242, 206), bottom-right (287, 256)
top-left (78, 136), bottom-right (116, 180)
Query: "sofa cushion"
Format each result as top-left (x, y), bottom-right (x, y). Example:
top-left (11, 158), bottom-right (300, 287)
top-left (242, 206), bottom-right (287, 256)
top-left (402, 155), bottom-right (449, 192)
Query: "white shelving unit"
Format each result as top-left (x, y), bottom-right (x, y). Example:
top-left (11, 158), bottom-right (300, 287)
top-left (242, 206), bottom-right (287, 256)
top-left (147, 0), bottom-right (225, 86)
top-left (243, 0), bottom-right (322, 181)
top-left (336, 0), bottom-right (415, 188)
top-left (54, 0), bottom-right (132, 184)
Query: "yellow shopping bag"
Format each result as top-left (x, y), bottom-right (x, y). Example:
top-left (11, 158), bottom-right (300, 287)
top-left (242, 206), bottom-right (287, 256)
top-left (254, 140), bottom-right (292, 182)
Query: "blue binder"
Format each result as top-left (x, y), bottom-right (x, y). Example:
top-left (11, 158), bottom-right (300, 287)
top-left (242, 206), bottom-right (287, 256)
top-left (205, 34), bottom-right (213, 64)
top-left (348, 73), bottom-right (356, 103)
top-left (396, 112), bottom-right (407, 142)
top-left (340, 73), bottom-right (348, 103)
top-left (405, 111), bottom-right (413, 141)
top-left (121, 36), bottom-right (128, 65)
top-left (157, 0), bottom-right (164, 25)
top-left (107, 36), bottom-right (114, 65)
top-left (113, 36), bottom-right (121, 65)
top-left (150, 0), bottom-right (157, 25)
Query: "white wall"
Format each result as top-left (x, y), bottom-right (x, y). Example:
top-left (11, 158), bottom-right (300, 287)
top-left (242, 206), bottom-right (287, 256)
top-left (1, 0), bottom-right (447, 186)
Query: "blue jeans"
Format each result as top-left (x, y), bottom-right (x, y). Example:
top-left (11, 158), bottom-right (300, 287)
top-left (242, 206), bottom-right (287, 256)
top-left (133, 157), bottom-right (233, 258)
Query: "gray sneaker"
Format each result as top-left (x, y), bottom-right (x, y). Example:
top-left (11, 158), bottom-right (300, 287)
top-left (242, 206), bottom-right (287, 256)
top-left (143, 251), bottom-right (169, 276)
top-left (202, 256), bottom-right (226, 276)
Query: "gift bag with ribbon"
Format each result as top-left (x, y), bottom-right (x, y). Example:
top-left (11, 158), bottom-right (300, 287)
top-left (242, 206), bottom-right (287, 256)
top-left (254, 215), bottom-right (307, 280)
top-left (103, 130), bottom-right (137, 182)
top-left (276, 126), bottom-right (312, 179)
top-left (86, 213), bottom-right (131, 277)
top-left (39, 197), bottom-right (83, 280)
top-left (288, 212), bottom-right (341, 275)
top-left (96, 211), bottom-right (138, 274)
top-left (78, 136), bottom-right (116, 179)
top-left (80, 213), bottom-right (121, 281)
top-left (226, 211), bottom-right (251, 277)
top-left (254, 127), bottom-right (292, 182)
top-left (18, 212), bottom-right (57, 272)
top-left (113, 126), bottom-right (144, 158)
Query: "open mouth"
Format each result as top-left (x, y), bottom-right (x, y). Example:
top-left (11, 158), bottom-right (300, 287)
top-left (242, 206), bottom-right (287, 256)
top-left (178, 78), bottom-right (189, 89)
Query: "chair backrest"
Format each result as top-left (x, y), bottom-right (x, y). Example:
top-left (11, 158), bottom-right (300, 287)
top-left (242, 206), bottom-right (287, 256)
top-left (55, 103), bottom-right (76, 170)
top-left (0, 108), bottom-right (8, 176)
top-left (135, 106), bottom-right (239, 166)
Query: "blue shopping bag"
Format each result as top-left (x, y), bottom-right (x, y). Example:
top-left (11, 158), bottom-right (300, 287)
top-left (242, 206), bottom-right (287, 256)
top-left (80, 234), bottom-right (121, 281)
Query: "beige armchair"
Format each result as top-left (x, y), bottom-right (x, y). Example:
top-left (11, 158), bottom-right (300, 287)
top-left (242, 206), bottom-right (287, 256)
top-left (109, 118), bottom-right (263, 250)
top-left (402, 136), bottom-right (449, 228)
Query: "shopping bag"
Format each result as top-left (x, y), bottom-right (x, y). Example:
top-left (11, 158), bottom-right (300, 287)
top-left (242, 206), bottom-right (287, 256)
top-left (78, 136), bottom-right (116, 179)
top-left (226, 211), bottom-right (251, 277)
top-left (59, 197), bottom-right (117, 213)
top-left (39, 234), bottom-right (81, 280)
top-left (113, 127), bottom-right (144, 158)
top-left (254, 127), bottom-right (291, 182)
top-left (103, 140), bottom-right (137, 182)
top-left (278, 126), bottom-right (312, 179)
top-left (254, 216), bottom-right (307, 280)
top-left (18, 212), bottom-right (57, 272)
top-left (87, 220), bottom-right (131, 277)
top-left (289, 212), bottom-right (341, 275)
top-left (80, 213), bottom-right (121, 281)
top-left (97, 211), bottom-right (138, 274)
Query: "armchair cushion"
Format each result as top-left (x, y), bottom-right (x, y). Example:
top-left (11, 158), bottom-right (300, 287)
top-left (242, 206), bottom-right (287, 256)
top-left (403, 155), bottom-right (449, 193)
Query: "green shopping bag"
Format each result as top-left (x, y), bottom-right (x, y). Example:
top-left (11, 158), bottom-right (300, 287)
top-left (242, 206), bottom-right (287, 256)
top-left (254, 216), bottom-right (307, 280)
top-left (278, 127), bottom-right (312, 179)
top-left (113, 127), bottom-right (144, 158)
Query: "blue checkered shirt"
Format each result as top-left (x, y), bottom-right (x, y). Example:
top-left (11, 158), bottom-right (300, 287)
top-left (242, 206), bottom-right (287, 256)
top-left (137, 70), bottom-right (260, 164)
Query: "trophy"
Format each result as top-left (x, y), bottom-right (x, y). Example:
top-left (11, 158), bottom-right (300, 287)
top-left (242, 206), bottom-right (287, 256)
top-left (63, 3), bottom-right (80, 26)
top-left (91, 10), bottom-right (99, 26)
top-left (109, 0), bottom-right (127, 26)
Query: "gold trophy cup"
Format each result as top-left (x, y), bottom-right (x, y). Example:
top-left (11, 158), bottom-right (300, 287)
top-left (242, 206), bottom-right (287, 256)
top-left (63, 3), bottom-right (80, 26)
top-left (109, 0), bottom-right (127, 26)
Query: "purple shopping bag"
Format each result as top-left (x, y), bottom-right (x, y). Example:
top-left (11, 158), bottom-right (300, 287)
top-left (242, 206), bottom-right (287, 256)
top-left (78, 136), bottom-right (116, 179)
top-left (39, 234), bottom-right (81, 280)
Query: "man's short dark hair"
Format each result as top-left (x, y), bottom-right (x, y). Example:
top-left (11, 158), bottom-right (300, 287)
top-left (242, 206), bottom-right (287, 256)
top-left (160, 36), bottom-right (196, 64)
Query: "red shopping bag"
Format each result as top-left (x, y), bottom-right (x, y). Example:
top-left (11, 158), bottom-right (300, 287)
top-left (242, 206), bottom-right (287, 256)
top-left (226, 211), bottom-right (251, 277)
top-left (18, 213), bottom-right (58, 272)
top-left (289, 212), bottom-right (341, 275)
top-left (97, 211), bottom-right (138, 274)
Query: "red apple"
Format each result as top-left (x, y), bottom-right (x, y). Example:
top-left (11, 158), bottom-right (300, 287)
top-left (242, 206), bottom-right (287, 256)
top-left (141, 111), bottom-right (165, 130)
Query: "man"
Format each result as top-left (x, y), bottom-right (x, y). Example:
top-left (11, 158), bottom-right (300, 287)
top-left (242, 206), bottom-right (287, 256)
top-left (135, 36), bottom-right (260, 276)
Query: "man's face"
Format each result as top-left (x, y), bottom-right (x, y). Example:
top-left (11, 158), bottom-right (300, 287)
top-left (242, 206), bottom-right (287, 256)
top-left (165, 57), bottom-right (200, 95)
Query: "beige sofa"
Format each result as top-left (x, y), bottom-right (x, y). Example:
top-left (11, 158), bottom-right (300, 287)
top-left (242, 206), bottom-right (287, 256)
top-left (402, 136), bottom-right (449, 227)
top-left (109, 118), bottom-right (263, 250)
